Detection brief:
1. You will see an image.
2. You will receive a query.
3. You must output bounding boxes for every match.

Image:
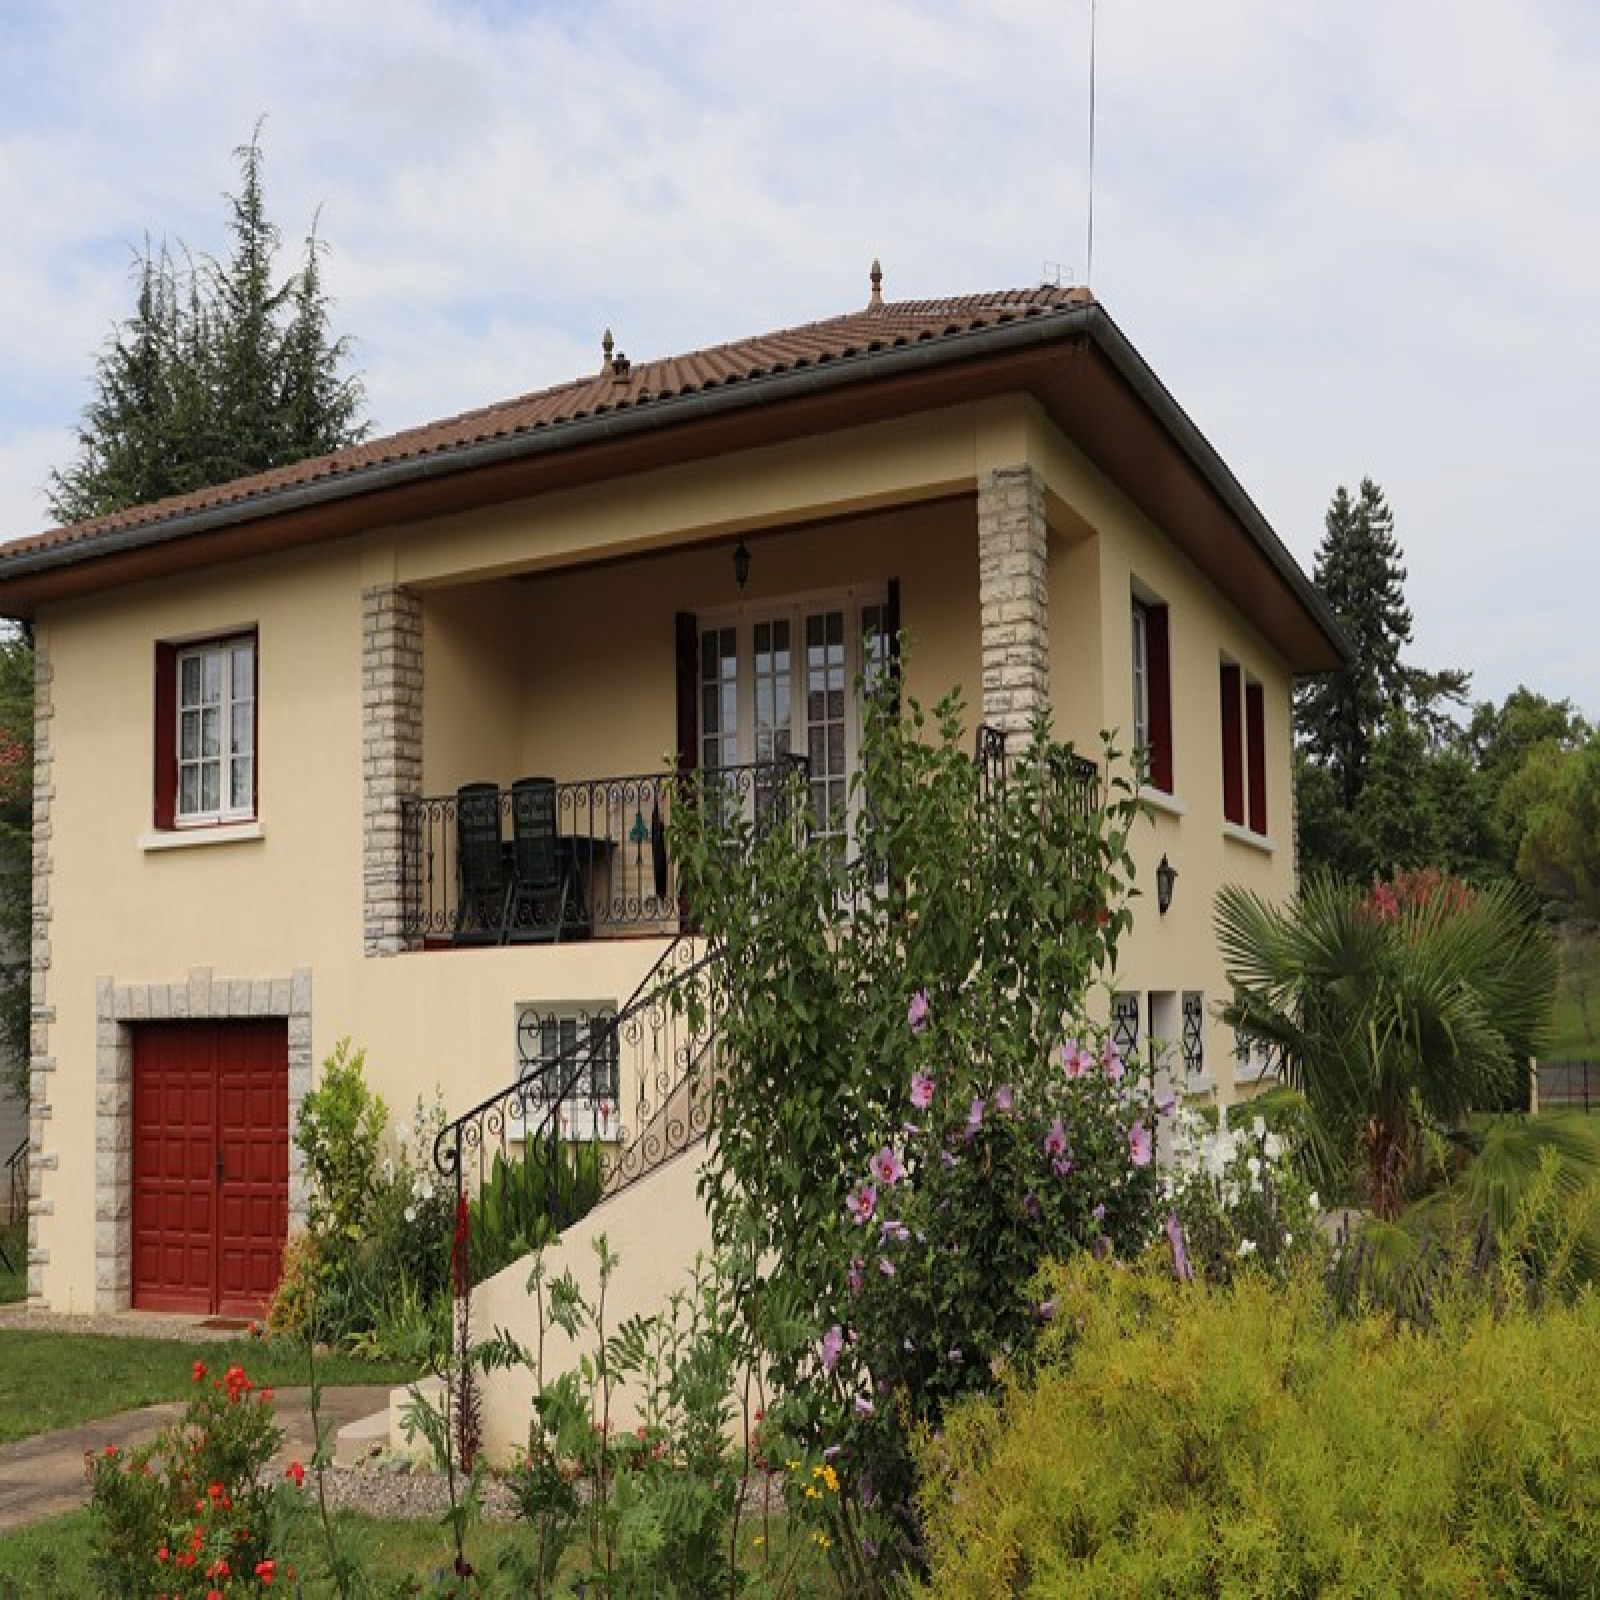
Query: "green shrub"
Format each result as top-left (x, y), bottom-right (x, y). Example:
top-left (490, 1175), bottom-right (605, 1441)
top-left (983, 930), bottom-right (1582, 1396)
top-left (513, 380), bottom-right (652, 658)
top-left (468, 1134), bottom-right (604, 1286)
top-left (288, 1053), bottom-right (456, 1352)
top-left (296, 1038), bottom-right (386, 1245)
top-left (912, 1255), bottom-right (1600, 1596)
top-left (89, 1359), bottom-right (292, 1596)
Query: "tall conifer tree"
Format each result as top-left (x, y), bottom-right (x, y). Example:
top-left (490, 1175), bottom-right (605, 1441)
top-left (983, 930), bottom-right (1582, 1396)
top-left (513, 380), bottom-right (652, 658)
top-left (1295, 478), bottom-right (1414, 808)
top-left (47, 127), bottom-right (366, 525)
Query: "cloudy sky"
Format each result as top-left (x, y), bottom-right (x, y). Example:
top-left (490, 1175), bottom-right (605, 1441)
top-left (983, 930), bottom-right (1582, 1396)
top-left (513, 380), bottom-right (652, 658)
top-left (2, 0), bottom-right (1595, 716)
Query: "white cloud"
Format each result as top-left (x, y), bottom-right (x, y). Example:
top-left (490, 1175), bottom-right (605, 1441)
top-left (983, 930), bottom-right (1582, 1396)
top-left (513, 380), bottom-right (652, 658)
top-left (2, 0), bottom-right (1596, 712)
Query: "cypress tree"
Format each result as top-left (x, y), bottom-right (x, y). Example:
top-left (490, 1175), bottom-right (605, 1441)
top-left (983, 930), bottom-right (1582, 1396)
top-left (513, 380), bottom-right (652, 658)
top-left (1295, 479), bottom-right (1414, 808)
top-left (46, 127), bottom-right (366, 526)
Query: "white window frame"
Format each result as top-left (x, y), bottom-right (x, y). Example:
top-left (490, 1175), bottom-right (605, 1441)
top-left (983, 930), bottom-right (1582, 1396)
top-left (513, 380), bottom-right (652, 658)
top-left (175, 634), bottom-right (256, 827)
top-left (698, 584), bottom-right (889, 849)
top-left (513, 1003), bottom-right (621, 1143)
top-left (1131, 600), bottom-right (1150, 757)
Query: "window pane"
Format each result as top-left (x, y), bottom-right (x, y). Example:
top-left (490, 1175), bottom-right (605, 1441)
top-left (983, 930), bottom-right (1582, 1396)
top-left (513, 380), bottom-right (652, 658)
top-left (180, 765), bottom-right (200, 815)
top-left (230, 643), bottom-right (254, 698)
top-left (230, 756), bottom-right (252, 811)
top-left (180, 655), bottom-right (202, 707)
top-left (230, 702), bottom-right (253, 759)
top-left (202, 651), bottom-right (222, 702)
top-left (201, 706), bottom-right (220, 758)
top-left (201, 762), bottom-right (220, 814)
top-left (180, 709), bottom-right (201, 761)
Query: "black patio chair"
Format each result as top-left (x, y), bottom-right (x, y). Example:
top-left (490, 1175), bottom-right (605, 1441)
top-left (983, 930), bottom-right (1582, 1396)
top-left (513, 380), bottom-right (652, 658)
top-left (509, 777), bottom-right (585, 941)
top-left (454, 782), bottom-right (512, 945)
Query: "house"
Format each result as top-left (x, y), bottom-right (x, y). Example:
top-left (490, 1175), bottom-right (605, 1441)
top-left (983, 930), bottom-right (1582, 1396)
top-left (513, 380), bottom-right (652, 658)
top-left (0, 271), bottom-right (1345, 1330)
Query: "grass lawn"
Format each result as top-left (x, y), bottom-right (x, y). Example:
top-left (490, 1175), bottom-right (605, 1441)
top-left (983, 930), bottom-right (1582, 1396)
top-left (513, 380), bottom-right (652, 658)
top-left (0, 1226), bottom-right (22, 1306)
top-left (0, 1506), bottom-right (537, 1598)
top-left (0, 1331), bottom-right (417, 1444)
top-left (0, 1502), bottom-right (840, 1597)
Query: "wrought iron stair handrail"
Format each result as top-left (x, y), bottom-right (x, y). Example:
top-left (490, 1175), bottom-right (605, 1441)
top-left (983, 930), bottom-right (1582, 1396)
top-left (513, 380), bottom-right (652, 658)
top-left (3, 1137), bottom-right (26, 1229)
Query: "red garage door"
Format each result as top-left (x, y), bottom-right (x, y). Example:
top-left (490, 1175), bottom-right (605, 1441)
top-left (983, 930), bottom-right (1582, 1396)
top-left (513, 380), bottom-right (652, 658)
top-left (132, 1020), bottom-right (288, 1317)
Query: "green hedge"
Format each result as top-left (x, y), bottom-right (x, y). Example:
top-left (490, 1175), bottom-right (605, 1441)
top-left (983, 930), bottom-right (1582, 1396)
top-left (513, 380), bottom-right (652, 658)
top-left (913, 1257), bottom-right (1600, 1596)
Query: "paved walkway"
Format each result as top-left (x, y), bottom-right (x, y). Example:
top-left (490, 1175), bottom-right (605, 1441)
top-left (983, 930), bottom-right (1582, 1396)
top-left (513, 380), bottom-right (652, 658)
top-left (0, 1385), bottom-right (387, 1532)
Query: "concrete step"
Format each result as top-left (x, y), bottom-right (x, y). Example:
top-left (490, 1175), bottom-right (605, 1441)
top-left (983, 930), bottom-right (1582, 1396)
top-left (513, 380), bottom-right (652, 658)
top-left (332, 1407), bottom-right (392, 1468)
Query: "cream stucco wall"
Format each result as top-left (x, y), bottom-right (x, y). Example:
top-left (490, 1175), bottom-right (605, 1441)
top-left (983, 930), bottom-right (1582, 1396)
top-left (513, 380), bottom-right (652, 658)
top-left (29, 389), bottom-right (1308, 1309)
top-left (420, 497), bottom-right (980, 800)
top-left (472, 1143), bottom-right (720, 1460)
top-left (1031, 408), bottom-right (1296, 1090)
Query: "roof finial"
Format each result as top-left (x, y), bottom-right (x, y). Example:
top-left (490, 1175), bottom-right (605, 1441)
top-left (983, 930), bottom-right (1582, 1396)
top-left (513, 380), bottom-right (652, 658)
top-left (601, 328), bottom-right (614, 368)
top-left (868, 258), bottom-right (883, 311)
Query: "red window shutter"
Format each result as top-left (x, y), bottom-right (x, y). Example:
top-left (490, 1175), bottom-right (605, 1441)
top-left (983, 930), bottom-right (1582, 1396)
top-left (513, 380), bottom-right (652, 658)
top-left (674, 612), bottom-right (698, 775)
top-left (154, 642), bottom-right (177, 828)
top-left (1246, 681), bottom-right (1267, 835)
top-left (1220, 663), bottom-right (1244, 825)
top-left (1146, 605), bottom-right (1173, 793)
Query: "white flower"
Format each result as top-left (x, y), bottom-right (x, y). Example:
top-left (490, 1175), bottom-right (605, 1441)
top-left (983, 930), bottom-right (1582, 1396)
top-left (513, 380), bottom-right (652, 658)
top-left (1262, 1132), bottom-right (1283, 1162)
top-left (1308, 1191), bottom-right (1321, 1213)
top-left (381, 1157), bottom-right (395, 1182)
top-left (1237, 1238), bottom-right (1257, 1258)
top-left (1246, 1156), bottom-right (1262, 1187)
top-left (396, 1122), bottom-right (411, 1147)
top-left (1283, 1232), bottom-right (1293, 1247)
top-left (419, 1179), bottom-right (434, 1202)
top-left (1251, 1116), bottom-right (1266, 1139)
top-left (404, 1205), bottom-right (417, 1224)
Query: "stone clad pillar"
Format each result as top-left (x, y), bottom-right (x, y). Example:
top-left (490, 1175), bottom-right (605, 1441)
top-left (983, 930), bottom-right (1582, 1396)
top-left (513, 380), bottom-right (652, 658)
top-left (977, 465), bottom-right (1050, 735)
top-left (362, 584), bottom-right (423, 955)
top-left (27, 642), bottom-right (55, 1302)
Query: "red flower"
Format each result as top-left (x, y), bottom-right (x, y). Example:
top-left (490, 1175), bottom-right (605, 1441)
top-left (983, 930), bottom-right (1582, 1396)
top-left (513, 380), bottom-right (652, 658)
top-left (255, 1558), bottom-right (276, 1585)
top-left (156, 1546), bottom-right (169, 1563)
top-left (103, 1444), bottom-right (118, 1457)
top-left (284, 1460), bottom-right (306, 1488)
top-left (191, 1360), bottom-right (207, 1383)
top-left (259, 1387), bottom-right (274, 1404)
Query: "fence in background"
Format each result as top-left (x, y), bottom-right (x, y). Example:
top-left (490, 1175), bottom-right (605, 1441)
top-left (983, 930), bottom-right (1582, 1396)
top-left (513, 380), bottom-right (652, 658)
top-left (1537, 1061), bottom-right (1599, 1113)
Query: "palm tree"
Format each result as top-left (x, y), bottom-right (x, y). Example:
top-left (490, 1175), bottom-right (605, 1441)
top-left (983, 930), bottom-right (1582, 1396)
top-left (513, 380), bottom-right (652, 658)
top-left (1215, 873), bottom-right (1557, 1220)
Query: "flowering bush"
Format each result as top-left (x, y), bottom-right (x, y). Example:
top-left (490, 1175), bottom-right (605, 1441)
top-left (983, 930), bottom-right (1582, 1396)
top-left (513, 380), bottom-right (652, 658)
top-left (1163, 1101), bottom-right (1324, 1283)
top-left (672, 676), bottom-right (1150, 1588)
top-left (89, 1360), bottom-right (297, 1597)
top-left (773, 993), bottom-right (1163, 1578)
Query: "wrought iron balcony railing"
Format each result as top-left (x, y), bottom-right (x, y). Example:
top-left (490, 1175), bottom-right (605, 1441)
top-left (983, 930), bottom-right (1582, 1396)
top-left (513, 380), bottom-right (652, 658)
top-left (974, 722), bottom-right (1099, 817)
top-left (399, 758), bottom-right (807, 945)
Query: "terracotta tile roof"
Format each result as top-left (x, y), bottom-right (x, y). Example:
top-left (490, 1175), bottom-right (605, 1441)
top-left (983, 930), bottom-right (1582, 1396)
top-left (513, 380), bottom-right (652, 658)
top-left (3, 281), bottom-right (1094, 560)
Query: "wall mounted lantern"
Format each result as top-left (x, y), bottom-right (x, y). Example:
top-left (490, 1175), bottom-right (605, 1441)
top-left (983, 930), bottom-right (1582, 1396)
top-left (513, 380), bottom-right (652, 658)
top-left (733, 539), bottom-right (751, 592)
top-left (1156, 854), bottom-right (1177, 915)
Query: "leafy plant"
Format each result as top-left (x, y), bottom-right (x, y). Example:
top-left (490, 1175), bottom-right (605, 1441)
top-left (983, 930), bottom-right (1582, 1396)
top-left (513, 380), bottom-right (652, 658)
top-left (1163, 1098), bottom-right (1325, 1283)
top-left (670, 669), bottom-right (1149, 1583)
top-left (88, 1359), bottom-right (293, 1597)
top-left (1218, 869), bottom-right (1558, 1216)
top-left (296, 1038), bottom-right (387, 1246)
top-left (481, 1232), bottom-right (771, 1599)
top-left (912, 1252), bottom-right (1600, 1596)
top-left (467, 1133), bottom-right (603, 1287)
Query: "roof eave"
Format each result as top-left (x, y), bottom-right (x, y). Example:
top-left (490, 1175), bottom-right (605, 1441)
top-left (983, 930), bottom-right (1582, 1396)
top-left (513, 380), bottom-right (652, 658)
top-left (0, 301), bottom-right (1351, 669)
